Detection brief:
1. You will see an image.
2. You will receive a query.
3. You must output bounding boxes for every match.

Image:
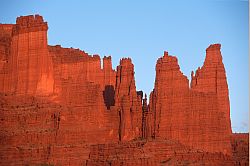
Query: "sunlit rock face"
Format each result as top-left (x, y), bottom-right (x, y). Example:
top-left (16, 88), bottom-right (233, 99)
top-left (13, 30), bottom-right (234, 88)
top-left (0, 15), bottom-right (54, 95)
top-left (148, 46), bottom-right (232, 155)
top-left (0, 15), bottom-right (248, 166)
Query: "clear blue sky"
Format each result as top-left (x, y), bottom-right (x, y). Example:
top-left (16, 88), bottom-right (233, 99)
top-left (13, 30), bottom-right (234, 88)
top-left (0, 0), bottom-right (248, 132)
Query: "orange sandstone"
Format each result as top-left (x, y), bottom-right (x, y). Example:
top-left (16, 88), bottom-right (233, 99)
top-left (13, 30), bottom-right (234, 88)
top-left (0, 15), bottom-right (248, 166)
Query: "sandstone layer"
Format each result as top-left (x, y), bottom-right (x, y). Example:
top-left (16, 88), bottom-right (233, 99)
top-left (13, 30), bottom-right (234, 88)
top-left (0, 15), bottom-right (248, 166)
top-left (148, 48), bottom-right (232, 155)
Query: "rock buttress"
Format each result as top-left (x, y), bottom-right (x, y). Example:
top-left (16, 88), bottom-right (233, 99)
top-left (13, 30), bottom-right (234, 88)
top-left (149, 47), bottom-right (232, 155)
top-left (115, 58), bottom-right (142, 141)
top-left (191, 44), bottom-right (232, 134)
top-left (191, 44), bottom-right (232, 154)
top-left (9, 15), bottom-right (54, 95)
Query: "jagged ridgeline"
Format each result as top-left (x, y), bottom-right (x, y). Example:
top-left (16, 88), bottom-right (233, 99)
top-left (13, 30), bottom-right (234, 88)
top-left (0, 15), bottom-right (248, 166)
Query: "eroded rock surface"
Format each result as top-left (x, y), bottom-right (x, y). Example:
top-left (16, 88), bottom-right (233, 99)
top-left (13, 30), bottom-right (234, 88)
top-left (0, 15), bottom-right (248, 166)
top-left (148, 47), bottom-right (232, 155)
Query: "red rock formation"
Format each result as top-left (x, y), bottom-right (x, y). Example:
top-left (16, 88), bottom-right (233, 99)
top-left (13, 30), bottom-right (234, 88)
top-left (87, 139), bottom-right (234, 166)
top-left (149, 47), bottom-right (232, 155)
top-left (149, 51), bottom-right (189, 139)
top-left (114, 58), bottom-right (142, 141)
top-left (10, 15), bottom-right (54, 95)
top-left (49, 45), bottom-right (116, 97)
top-left (0, 24), bottom-right (13, 93)
top-left (190, 44), bottom-right (232, 154)
top-left (0, 15), bottom-right (54, 95)
top-left (231, 133), bottom-right (249, 166)
top-left (0, 15), bottom-right (248, 166)
top-left (191, 44), bottom-right (232, 134)
top-left (142, 94), bottom-right (153, 139)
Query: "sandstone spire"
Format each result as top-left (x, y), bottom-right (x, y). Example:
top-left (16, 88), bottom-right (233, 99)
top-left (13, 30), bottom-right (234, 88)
top-left (191, 44), bottom-right (232, 134)
top-left (149, 48), bottom-right (232, 155)
top-left (151, 52), bottom-right (189, 138)
top-left (115, 58), bottom-right (142, 141)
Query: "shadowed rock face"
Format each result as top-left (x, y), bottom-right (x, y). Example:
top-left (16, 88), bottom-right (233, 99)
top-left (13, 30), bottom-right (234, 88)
top-left (231, 133), bottom-right (249, 166)
top-left (103, 85), bottom-right (115, 110)
top-left (0, 15), bottom-right (248, 166)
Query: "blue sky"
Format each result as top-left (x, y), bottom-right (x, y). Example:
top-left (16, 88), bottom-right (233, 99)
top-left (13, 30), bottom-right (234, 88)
top-left (0, 0), bottom-right (248, 132)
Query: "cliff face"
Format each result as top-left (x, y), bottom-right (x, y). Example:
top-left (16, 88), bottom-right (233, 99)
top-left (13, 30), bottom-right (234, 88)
top-left (149, 47), bottom-right (232, 155)
top-left (114, 58), bottom-right (142, 141)
top-left (7, 15), bottom-right (54, 95)
top-left (87, 139), bottom-right (235, 166)
top-left (0, 15), bottom-right (248, 166)
top-left (149, 51), bottom-right (189, 139)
